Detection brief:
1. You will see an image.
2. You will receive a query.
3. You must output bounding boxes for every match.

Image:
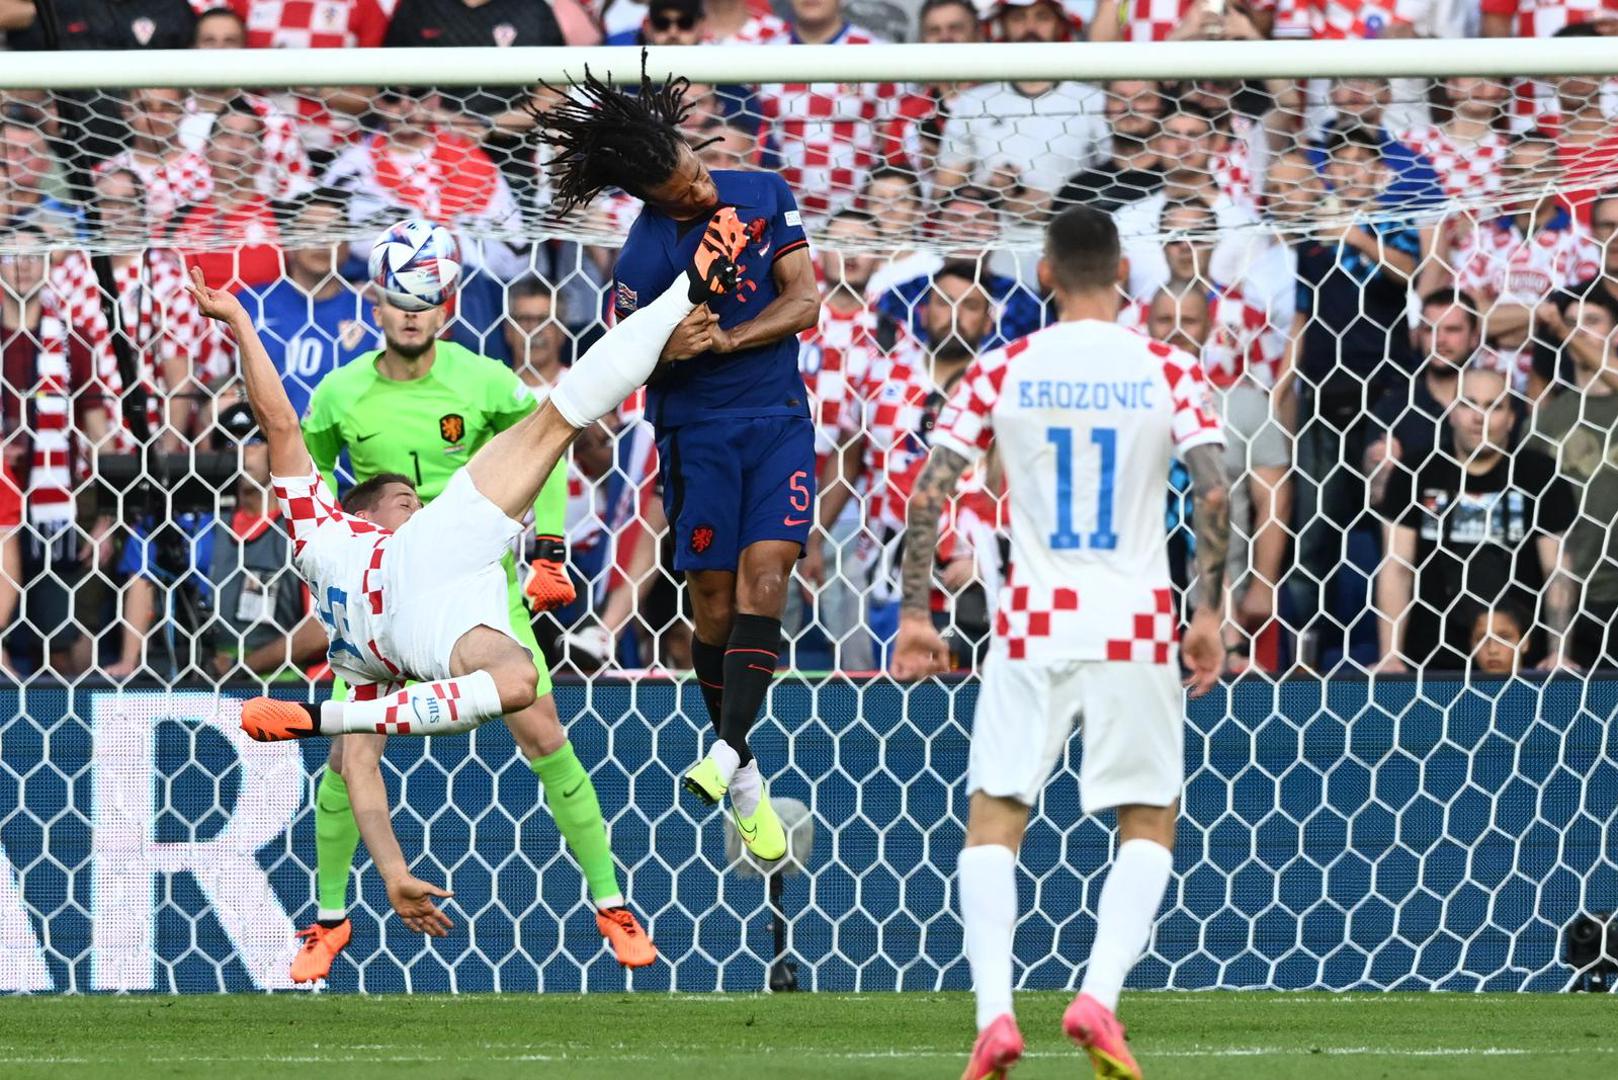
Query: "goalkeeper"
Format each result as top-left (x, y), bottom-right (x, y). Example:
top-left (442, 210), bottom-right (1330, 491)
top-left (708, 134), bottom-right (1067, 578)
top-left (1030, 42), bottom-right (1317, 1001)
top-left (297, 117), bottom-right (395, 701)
top-left (285, 267), bottom-right (647, 981)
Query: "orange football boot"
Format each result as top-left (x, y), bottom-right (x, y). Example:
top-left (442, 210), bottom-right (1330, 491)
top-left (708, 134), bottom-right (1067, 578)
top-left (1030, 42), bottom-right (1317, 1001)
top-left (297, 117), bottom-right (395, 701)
top-left (241, 698), bottom-right (321, 742)
top-left (686, 205), bottom-right (749, 301)
top-left (290, 919), bottom-right (352, 983)
top-left (596, 907), bottom-right (657, 968)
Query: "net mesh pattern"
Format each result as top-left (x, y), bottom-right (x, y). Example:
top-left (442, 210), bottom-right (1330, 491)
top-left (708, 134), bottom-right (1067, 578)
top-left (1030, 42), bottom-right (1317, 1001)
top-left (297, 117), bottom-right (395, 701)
top-left (2, 63), bottom-right (1618, 992)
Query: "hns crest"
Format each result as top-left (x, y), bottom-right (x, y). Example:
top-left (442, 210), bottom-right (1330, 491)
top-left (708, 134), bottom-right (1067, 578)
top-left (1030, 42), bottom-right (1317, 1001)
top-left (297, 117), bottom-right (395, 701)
top-left (439, 413), bottom-right (465, 443)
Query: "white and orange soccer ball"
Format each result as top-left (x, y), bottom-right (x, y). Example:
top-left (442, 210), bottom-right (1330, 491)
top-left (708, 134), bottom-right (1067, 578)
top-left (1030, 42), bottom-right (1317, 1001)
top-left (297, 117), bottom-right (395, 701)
top-left (368, 219), bottom-right (461, 311)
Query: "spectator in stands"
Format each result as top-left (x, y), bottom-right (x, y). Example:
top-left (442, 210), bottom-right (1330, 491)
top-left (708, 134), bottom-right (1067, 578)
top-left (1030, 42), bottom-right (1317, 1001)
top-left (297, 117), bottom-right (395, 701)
top-left (692, 113), bottom-right (759, 171)
top-left (1375, 364), bottom-right (1577, 672)
top-left (102, 87), bottom-right (212, 235)
top-left (874, 185), bottom-right (1046, 348)
top-left (1, 225), bottom-right (116, 678)
top-left (172, 98), bottom-right (285, 290)
top-left (1528, 296), bottom-right (1618, 669)
top-left (1550, 23), bottom-right (1618, 226)
top-left (1089, 0), bottom-right (1276, 41)
top-left (1533, 191), bottom-right (1618, 396)
top-left (876, 0), bottom-right (984, 192)
top-left (7, 0), bottom-right (194, 49)
top-left (0, 106), bottom-right (79, 240)
top-left (1115, 102), bottom-right (1255, 300)
top-left (1054, 80), bottom-right (1164, 214)
top-left (702, 0), bottom-right (790, 42)
top-left (755, 0), bottom-right (895, 217)
top-left (607, 0), bottom-right (707, 45)
top-left (181, 7), bottom-right (314, 203)
top-left (1403, 77), bottom-right (1510, 203)
top-left (1285, 78), bottom-right (1446, 213)
top-left (860, 167), bottom-right (928, 295)
top-left (933, 0), bottom-right (1107, 217)
top-left (1485, 3), bottom-right (1618, 134)
top-left (1365, 289), bottom-right (1483, 506)
top-left (1425, 133), bottom-right (1598, 400)
top-left (503, 277), bottom-right (567, 391)
top-left (324, 85), bottom-right (525, 278)
top-left (1464, 597), bottom-right (1534, 676)
top-left (242, 190), bottom-right (379, 419)
top-left (1286, 125), bottom-right (1425, 668)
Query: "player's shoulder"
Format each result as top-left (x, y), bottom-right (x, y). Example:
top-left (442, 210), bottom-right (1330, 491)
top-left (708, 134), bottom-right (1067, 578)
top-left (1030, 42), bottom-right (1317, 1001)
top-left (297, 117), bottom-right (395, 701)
top-left (716, 168), bottom-right (791, 203)
top-left (308, 348), bottom-right (381, 403)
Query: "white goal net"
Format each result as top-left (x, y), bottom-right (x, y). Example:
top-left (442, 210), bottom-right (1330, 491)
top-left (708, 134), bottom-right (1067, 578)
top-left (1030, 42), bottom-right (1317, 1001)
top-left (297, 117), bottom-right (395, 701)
top-left (0, 39), bottom-right (1616, 993)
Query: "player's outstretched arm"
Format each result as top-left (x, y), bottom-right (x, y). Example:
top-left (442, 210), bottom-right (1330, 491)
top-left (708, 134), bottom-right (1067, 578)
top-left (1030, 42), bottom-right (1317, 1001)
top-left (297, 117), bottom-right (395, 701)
top-left (184, 267), bottom-right (314, 479)
top-left (1183, 444), bottom-right (1231, 698)
top-left (890, 445), bottom-right (972, 681)
top-left (340, 734), bottom-right (455, 937)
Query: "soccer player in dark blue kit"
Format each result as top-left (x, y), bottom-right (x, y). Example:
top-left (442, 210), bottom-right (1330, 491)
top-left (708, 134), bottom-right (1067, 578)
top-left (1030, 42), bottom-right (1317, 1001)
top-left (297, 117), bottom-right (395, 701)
top-left (540, 66), bottom-right (821, 862)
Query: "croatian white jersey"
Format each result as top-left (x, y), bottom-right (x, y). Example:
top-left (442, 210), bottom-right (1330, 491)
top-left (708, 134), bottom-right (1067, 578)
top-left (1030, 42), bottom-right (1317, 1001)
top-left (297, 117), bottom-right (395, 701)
top-left (272, 469), bottom-right (401, 687)
top-left (931, 320), bottom-right (1225, 664)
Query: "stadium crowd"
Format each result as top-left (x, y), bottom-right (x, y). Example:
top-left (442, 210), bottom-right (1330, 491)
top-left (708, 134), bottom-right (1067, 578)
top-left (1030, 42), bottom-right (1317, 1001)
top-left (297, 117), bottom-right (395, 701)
top-left (4, 0), bottom-right (1618, 682)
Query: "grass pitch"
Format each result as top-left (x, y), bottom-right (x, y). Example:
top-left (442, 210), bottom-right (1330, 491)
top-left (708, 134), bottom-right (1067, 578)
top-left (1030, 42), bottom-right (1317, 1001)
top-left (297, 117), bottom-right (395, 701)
top-left (0, 991), bottom-right (1611, 1079)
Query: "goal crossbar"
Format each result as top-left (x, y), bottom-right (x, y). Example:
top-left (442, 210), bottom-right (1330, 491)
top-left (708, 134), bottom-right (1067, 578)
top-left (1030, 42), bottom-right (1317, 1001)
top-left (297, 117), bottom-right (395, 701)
top-left (7, 38), bottom-right (1618, 92)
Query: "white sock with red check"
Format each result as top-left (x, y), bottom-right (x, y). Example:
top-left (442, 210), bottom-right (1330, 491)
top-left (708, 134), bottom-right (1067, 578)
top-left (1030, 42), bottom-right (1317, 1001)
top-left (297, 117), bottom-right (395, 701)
top-left (1080, 838), bottom-right (1173, 1012)
top-left (958, 843), bottom-right (1017, 1030)
top-left (321, 670), bottom-right (505, 736)
top-left (550, 280), bottom-right (695, 428)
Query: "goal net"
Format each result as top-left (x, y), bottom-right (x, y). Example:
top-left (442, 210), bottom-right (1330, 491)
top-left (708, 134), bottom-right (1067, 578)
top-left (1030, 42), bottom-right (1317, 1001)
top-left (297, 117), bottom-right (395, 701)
top-left (1, 41), bottom-right (1615, 993)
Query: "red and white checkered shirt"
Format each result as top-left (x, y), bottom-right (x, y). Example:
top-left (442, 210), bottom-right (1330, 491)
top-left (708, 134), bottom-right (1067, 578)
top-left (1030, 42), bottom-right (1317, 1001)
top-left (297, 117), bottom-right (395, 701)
top-left (1212, 115), bottom-right (1260, 215)
top-left (1274, 0), bottom-right (1413, 36)
top-left (273, 468), bottom-right (404, 686)
top-left (216, 0), bottom-right (395, 49)
top-left (1448, 210), bottom-right (1600, 309)
top-left (96, 149), bottom-right (213, 235)
top-left (798, 302), bottom-right (883, 464)
top-left (42, 249), bottom-right (219, 449)
top-left (755, 23), bottom-right (898, 218)
top-left (716, 11), bottom-right (791, 44)
top-left (1402, 125), bottom-right (1508, 203)
top-left (1119, 0), bottom-right (1276, 39)
top-left (180, 94), bottom-right (314, 202)
top-left (1480, 0), bottom-right (1618, 37)
top-left (932, 321), bottom-right (1224, 663)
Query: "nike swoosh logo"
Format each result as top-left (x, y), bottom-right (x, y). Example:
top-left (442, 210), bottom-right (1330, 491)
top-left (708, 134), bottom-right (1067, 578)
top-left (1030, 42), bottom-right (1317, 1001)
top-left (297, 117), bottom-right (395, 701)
top-left (757, 242), bottom-right (771, 257)
top-left (736, 818), bottom-right (758, 838)
top-left (562, 781), bottom-right (583, 798)
top-left (783, 517), bottom-right (809, 527)
top-left (356, 432), bottom-right (380, 443)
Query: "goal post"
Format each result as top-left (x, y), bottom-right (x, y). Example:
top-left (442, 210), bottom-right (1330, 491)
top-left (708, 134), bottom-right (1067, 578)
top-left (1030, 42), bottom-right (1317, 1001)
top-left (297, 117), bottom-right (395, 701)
top-left (0, 40), bottom-right (1616, 994)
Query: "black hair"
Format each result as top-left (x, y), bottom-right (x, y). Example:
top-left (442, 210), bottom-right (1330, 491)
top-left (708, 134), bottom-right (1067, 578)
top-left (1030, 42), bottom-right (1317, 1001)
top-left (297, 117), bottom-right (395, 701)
top-left (830, 206), bottom-right (877, 227)
top-left (864, 165), bottom-right (921, 193)
top-left (1419, 288), bottom-right (1481, 333)
top-left (294, 186), bottom-right (348, 218)
top-left (918, 0), bottom-right (979, 24)
top-left (341, 473), bottom-right (414, 515)
top-left (1554, 21), bottom-right (1601, 39)
top-left (535, 51), bottom-right (711, 216)
top-left (932, 260), bottom-right (985, 291)
top-left (1045, 205), bottom-right (1121, 293)
top-left (1160, 100), bottom-right (1216, 129)
top-left (1324, 124), bottom-right (1382, 159)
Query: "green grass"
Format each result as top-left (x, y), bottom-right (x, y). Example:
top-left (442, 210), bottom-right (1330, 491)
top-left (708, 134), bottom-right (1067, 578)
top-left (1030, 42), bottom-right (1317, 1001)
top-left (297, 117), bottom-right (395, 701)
top-left (0, 991), bottom-right (1611, 1079)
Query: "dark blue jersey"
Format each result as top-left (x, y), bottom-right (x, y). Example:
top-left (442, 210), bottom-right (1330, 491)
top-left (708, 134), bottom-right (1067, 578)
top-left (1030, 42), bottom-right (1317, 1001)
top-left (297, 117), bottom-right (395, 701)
top-left (613, 170), bottom-right (811, 429)
top-left (244, 279), bottom-right (379, 420)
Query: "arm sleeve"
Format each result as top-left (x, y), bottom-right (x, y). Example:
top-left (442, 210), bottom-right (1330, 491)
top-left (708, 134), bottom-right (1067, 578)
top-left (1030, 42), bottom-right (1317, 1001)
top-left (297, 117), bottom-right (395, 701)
top-left (612, 221), bottom-right (659, 321)
top-left (931, 346), bottom-right (1012, 464)
top-left (1157, 342), bottom-right (1226, 454)
top-left (301, 385), bottom-right (345, 497)
top-left (270, 468), bottom-right (347, 558)
top-left (768, 173), bottom-right (810, 264)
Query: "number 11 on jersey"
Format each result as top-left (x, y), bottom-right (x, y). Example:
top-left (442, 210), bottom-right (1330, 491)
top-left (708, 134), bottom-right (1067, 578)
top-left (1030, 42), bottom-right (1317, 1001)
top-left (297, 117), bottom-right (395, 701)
top-left (1047, 426), bottom-right (1118, 551)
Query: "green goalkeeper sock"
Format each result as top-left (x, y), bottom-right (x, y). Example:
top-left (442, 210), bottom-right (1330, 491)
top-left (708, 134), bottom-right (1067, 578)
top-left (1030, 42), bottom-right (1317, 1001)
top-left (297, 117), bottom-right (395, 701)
top-left (314, 768), bottom-right (361, 921)
top-left (532, 742), bottom-right (623, 910)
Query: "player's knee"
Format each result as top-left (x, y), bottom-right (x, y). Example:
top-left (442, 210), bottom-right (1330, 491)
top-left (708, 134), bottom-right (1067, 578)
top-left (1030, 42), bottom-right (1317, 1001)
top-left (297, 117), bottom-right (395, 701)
top-left (1116, 803), bottom-right (1178, 848)
top-left (490, 661), bottom-right (539, 713)
top-left (737, 566), bottom-right (789, 613)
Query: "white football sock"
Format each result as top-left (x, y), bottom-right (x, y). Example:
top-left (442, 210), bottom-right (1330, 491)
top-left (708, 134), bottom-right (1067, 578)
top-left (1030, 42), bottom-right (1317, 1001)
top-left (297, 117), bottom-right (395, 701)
top-left (1080, 838), bottom-right (1173, 1012)
top-left (728, 759), bottom-right (762, 819)
top-left (959, 843), bottom-right (1017, 1031)
top-left (321, 670), bottom-right (505, 736)
top-left (709, 738), bottom-right (741, 786)
top-left (550, 281), bottom-right (696, 428)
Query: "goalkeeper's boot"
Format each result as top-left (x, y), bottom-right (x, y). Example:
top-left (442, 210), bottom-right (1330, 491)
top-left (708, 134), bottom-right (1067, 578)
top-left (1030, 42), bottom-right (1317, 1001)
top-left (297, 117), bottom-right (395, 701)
top-left (596, 906), bottom-right (658, 969)
top-left (681, 756), bottom-right (729, 808)
top-left (730, 781), bottom-right (787, 863)
top-left (962, 1013), bottom-right (1024, 1080)
top-left (686, 205), bottom-right (748, 303)
top-left (242, 698), bottom-right (320, 741)
top-left (289, 919), bottom-right (352, 983)
top-left (1064, 993), bottom-right (1142, 1080)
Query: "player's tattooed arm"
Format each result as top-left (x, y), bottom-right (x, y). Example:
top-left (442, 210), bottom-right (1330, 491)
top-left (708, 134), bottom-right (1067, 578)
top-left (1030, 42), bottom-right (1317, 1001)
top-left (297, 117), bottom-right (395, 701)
top-left (899, 446), bottom-right (972, 619)
top-left (1186, 444), bottom-right (1232, 613)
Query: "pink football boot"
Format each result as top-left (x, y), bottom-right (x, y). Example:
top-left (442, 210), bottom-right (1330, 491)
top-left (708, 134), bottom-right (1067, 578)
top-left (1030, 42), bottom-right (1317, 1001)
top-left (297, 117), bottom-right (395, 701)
top-left (1064, 993), bottom-right (1142, 1079)
top-left (961, 1013), bottom-right (1024, 1080)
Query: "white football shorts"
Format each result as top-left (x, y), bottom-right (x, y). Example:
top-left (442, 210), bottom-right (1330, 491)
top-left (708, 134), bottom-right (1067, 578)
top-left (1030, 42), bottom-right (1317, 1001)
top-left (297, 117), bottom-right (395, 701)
top-left (379, 468), bottom-right (527, 680)
top-left (969, 656), bottom-right (1184, 813)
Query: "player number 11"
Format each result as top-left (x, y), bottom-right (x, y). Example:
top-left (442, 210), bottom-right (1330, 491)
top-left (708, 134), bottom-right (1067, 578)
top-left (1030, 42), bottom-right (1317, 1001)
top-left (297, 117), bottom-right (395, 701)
top-left (1047, 426), bottom-right (1118, 551)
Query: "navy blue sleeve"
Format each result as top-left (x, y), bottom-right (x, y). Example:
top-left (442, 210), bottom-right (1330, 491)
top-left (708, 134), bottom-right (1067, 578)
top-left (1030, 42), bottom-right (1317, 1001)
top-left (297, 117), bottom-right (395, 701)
top-left (767, 173), bottom-right (810, 265)
top-left (613, 216), bottom-right (661, 321)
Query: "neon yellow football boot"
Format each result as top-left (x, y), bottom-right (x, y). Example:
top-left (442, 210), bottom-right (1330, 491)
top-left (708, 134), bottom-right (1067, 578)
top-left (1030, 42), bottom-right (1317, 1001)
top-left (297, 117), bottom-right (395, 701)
top-left (730, 781), bottom-right (787, 863)
top-left (682, 757), bottom-right (728, 807)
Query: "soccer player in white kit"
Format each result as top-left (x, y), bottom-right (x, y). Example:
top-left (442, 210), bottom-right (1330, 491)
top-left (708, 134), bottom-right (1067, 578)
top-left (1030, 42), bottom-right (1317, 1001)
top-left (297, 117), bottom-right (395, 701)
top-left (891, 205), bottom-right (1229, 1080)
top-left (182, 207), bottom-right (750, 931)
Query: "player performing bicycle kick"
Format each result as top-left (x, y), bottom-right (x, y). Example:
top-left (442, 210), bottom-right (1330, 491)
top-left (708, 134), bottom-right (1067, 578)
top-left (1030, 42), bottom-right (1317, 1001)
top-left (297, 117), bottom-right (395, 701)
top-left (185, 207), bottom-right (750, 940)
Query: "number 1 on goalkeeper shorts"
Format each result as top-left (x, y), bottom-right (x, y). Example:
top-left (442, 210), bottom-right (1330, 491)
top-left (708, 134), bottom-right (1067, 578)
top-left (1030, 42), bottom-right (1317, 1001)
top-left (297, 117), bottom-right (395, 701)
top-left (1047, 426), bottom-right (1118, 552)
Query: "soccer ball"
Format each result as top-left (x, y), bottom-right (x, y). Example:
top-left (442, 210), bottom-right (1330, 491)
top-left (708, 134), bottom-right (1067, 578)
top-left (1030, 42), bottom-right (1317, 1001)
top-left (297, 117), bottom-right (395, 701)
top-left (368, 219), bottom-right (461, 311)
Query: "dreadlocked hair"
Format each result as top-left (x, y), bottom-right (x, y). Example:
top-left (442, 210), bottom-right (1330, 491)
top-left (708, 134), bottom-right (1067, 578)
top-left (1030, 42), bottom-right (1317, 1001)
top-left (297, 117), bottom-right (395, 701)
top-left (532, 51), bottom-right (720, 217)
